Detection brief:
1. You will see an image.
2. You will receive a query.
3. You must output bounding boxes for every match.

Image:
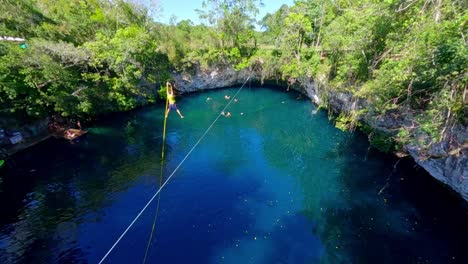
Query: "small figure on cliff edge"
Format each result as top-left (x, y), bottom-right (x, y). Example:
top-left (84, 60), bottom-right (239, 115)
top-left (287, 77), bottom-right (296, 92)
top-left (165, 82), bottom-right (184, 119)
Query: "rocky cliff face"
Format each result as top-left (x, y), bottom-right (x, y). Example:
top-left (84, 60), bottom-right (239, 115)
top-left (406, 132), bottom-right (468, 201)
top-left (171, 65), bottom-right (468, 202)
top-left (171, 66), bottom-right (261, 92)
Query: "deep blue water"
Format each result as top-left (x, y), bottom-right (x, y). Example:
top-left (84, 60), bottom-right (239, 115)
top-left (0, 87), bottom-right (467, 264)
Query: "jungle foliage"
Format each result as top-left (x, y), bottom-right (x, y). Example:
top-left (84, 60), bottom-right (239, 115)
top-left (0, 0), bottom-right (171, 120)
top-left (255, 0), bottom-right (466, 149)
top-left (1, 0), bottom-right (466, 150)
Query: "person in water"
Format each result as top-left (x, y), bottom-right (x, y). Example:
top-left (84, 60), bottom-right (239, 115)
top-left (221, 111), bottom-right (231, 117)
top-left (165, 82), bottom-right (184, 118)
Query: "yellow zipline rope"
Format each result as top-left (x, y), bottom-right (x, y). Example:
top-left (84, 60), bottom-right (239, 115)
top-left (142, 91), bottom-right (169, 264)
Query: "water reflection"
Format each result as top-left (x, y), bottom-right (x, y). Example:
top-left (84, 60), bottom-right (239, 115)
top-left (0, 87), bottom-right (467, 264)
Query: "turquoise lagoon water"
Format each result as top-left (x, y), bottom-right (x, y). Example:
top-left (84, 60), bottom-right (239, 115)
top-left (0, 86), bottom-right (467, 264)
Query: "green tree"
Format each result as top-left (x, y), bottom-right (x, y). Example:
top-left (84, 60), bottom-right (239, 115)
top-left (197, 0), bottom-right (262, 53)
top-left (83, 25), bottom-right (164, 112)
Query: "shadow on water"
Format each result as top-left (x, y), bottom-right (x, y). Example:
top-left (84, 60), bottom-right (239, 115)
top-left (310, 132), bottom-right (468, 264)
top-left (0, 107), bottom-right (169, 263)
top-left (254, 99), bottom-right (468, 263)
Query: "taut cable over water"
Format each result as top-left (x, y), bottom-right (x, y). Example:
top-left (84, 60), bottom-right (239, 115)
top-left (98, 74), bottom-right (252, 264)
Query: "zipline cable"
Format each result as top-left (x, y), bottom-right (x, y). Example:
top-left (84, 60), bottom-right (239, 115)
top-left (98, 74), bottom-right (252, 264)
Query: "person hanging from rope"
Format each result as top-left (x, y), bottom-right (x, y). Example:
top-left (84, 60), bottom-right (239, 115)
top-left (165, 81), bottom-right (184, 119)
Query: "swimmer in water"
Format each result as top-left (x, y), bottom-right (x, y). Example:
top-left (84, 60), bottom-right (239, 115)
top-left (221, 111), bottom-right (232, 117)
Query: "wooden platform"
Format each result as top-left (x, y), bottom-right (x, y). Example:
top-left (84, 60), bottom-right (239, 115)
top-left (4, 133), bottom-right (53, 156)
top-left (2, 129), bottom-right (88, 157)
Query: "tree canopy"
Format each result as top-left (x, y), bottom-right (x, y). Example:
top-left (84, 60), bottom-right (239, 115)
top-left (0, 0), bottom-right (170, 120)
top-left (0, 0), bottom-right (466, 151)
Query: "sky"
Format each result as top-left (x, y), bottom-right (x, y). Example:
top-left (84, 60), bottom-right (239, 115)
top-left (156, 0), bottom-right (295, 28)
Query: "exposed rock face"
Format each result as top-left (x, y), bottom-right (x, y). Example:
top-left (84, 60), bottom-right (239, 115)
top-left (172, 65), bottom-right (468, 202)
top-left (171, 66), bottom-right (261, 93)
top-left (408, 143), bottom-right (468, 200)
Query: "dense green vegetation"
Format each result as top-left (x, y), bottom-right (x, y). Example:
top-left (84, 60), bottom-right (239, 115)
top-left (1, 0), bottom-right (171, 120)
top-left (1, 0), bottom-right (466, 151)
top-left (255, 0), bottom-right (466, 150)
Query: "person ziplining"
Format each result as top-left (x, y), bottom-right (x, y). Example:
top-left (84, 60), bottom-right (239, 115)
top-left (165, 82), bottom-right (184, 119)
